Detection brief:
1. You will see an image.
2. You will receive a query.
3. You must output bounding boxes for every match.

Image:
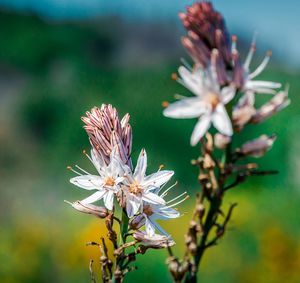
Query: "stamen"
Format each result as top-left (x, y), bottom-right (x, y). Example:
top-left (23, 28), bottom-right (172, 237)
top-left (83, 150), bottom-right (93, 164)
top-left (180, 57), bottom-right (192, 71)
top-left (159, 181), bottom-right (178, 197)
top-left (166, 191), bottom-right (188, 204)
top-left (165, 195), bottom-right (190, 208)
top-left (67, 166), bottom-right (82, 176)
top-left (75, 165), bottom-right (91, 175)
top-left (162, 101), bottom-right (169, 108)
top-left (64, 200), bottom-right (73, 205)
top-left (231, 35), bottom-right (237, 53)
top-left (249, 51), bottom-right (272, 79)
top-left (158, 164), bottom-right (164, 172)
top-left (244, 32), bottom-right (257, 70)
top-left (174, 94), bottom-right (188, 100)
top-left (171, 73), bottom-right (178, 81)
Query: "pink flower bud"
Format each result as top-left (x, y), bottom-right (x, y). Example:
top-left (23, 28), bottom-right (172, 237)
top-left (82, 104), bottom-right (132, 167)
top-left (65, 200), bottom-right (109, 218)
top-left (180, 2), bottom-right (232, 67)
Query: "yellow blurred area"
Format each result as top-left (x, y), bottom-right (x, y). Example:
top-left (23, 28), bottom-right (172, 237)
top-left (1, 189), bottom-right (300, 283)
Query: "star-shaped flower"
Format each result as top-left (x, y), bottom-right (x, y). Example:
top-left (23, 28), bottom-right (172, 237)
top-left (69, 148), bottom-right (125, 210)
top-left (163, 65), bottom-right (235, 145)
top-left (122, 149), bottom-right (174, 217)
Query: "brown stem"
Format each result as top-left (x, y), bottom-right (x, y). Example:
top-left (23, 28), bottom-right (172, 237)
top-left (89, 259), bottom-right (97, 283)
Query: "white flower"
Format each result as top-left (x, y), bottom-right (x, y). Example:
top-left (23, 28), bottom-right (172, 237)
top-left (69, 148), bottom-right (125, 210)
top-left (163, 65), bottom-right (235, 146)
top-left (122, 149), bottom-right (174, 218)
top-left (135, 183), bottom-right (187, 237)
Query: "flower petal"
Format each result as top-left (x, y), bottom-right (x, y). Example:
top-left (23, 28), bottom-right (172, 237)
top-left (163, 97), bottom-right (208, 119)
top-left (221, 85), bottom-right (236, 104)
top-left (134, 149), bottom-right (147, 182)
top-left (70, 175), bottom-right (103, 190)
top-left (126, 195), bottom-right (141, 217)
top-left (153, 207), bottom-right (180, 219)
top-left (142, 192), bottom-right (166, 205)
top-left (148, 217), bottom-right (169, 236)
top-left (91, 149), bottom-right (105, 174)
top-left (212, 104), bottom-right (233, 136)
top-left (246, 80), bottom-right (281, 89)
top-left (143, 170), bottom-right (174, 188)
top-left (178, 66), bottom-right (204, 95)
top-left (103, 190), bottom-right (114, 210)
top-left (190, 115), bottom-right (211, 146)
top-left (81, 190), bottom-right (107, 204)
top-left (145, 217), bottom-right (156, 237)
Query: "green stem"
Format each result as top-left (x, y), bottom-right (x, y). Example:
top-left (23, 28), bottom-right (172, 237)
top-left (112, 209), bottom-right (129, 283)
top-left (120, 209), bottom-right (129, 245)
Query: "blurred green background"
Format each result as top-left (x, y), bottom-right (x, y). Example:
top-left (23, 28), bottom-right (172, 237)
top-left (0, 1), bottom-right (300, 283)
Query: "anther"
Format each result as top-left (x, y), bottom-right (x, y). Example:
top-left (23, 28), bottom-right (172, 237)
top-left (171, 73), bottom-right (178, 80)
top-left (162, 101), bottom-right (169, 108)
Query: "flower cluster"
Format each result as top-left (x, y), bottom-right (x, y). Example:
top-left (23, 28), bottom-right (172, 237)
top-left (66, 104), bottom-right (186, 248)
top-left (163, 2), bottom-right (290, 146)
top-left (162, 3), bottom-right (291, 282)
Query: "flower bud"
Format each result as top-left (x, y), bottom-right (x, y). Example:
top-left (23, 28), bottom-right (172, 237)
top-left (251, 90), bottom-right (290, 124)
top-left (180, 2), bottom-right (232, 67)
top-left (237, 135), bottom-right (276, 158)
top-left (133, 231), bottom-right (175, 249)
top-left (65, 200), bottom-right (109, 218)
top-left (214, 133), bottom-right (231, 149)
top-left (82, 104), bottom-right (132, 167)
top-left (232, 92), bottom-right (256, 131)
top-left (129, 214), bottom-right (145, 230)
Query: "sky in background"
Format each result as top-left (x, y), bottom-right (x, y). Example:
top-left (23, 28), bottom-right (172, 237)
top-left (0, 0), bottom-right (299, 67)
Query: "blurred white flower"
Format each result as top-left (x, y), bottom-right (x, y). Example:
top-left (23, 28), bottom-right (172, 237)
top-left (69, 148), bottom-right (125, 210)
top-left (163, 65), bottom-right (235, 145)
top-left (122, 149), bottom-right (174, 217)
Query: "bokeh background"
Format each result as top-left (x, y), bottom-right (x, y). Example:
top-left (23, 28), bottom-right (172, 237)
top-left (0, 0), bottom-right (300, 282)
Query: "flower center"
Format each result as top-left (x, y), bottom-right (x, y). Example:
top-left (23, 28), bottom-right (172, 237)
top-left (204, 92), bottom-right (220, 109)
top-left (129, 182), bottom-right (143, 195)
top-left (104, 177), bottom-right (115, 187)
top-left (143, 205), bottom-right (153, 216)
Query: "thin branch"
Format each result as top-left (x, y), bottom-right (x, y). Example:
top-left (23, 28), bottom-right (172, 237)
top-left (89, 259), bottom-right (97, 283)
